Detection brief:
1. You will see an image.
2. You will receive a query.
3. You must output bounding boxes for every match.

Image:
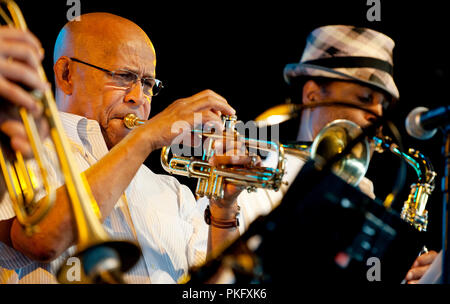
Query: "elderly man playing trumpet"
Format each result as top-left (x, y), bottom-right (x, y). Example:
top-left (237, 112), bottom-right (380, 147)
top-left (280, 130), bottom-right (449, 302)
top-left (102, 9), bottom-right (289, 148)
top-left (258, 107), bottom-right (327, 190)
top-left (0, 13), bottom-right (253, 284)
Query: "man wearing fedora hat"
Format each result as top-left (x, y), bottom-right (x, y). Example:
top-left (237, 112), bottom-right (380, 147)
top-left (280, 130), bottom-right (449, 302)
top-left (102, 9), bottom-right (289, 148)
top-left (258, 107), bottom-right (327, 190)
top-left (285, 24), bottom-right (399, 140)
top-left (234, 25), bottom-right (437, 284)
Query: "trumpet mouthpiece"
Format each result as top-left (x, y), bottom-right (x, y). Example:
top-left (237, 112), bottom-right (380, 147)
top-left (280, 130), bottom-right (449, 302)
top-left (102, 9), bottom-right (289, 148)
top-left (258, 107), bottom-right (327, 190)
top-left (123, 113), bottom-right (144, 129)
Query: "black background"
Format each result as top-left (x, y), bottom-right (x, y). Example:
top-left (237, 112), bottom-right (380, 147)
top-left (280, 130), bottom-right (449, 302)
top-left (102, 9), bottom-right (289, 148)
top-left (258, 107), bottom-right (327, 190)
top-left (17, 0), bottom-right (449, 251)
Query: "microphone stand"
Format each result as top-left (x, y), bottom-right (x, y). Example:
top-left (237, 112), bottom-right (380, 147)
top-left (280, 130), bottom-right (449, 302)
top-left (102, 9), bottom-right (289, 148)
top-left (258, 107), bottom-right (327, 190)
top-left (442, 129), bottom-right (450, 283)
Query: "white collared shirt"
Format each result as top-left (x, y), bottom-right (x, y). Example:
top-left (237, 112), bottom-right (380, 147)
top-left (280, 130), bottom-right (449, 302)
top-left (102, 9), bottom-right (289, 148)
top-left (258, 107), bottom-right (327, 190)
top-left (0, 112), bottom-right (208, 284)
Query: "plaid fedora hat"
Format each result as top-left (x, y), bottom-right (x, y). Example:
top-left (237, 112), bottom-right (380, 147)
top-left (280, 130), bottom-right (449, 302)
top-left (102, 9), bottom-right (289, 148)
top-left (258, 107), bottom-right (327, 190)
top-left (284, 25), bottom-right (399, 100)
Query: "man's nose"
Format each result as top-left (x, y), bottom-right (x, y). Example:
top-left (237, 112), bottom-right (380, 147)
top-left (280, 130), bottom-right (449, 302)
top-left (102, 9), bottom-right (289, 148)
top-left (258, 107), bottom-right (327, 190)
top-left (124, 81), bottom-right (148, 107)
top-left (364, 102), bottom-right (383, 123)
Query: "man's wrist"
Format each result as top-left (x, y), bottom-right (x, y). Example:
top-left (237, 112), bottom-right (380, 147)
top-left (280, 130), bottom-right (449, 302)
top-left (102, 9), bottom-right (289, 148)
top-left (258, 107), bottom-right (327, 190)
top-left (205, 203), bottom-right (240, 229)
top-left (136, 121), bottom-right (162, 153)
top-left (209, 199), bottom-right (239, 220)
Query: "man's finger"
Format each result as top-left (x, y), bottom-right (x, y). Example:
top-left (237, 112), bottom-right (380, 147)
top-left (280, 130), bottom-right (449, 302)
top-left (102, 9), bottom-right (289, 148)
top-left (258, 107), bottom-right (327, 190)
top-left (414, 251), bottom-right (438, 267)
top-left (213, 138), bottom-right (246, 155)
top-left (10, 136), bottom-right (33, 158)
top-left (0, 28), bottom-right (43, 58)
top-left (209, 155), bottom-right (255, 167)
top-left (202, 113), bottom-right (224, 133)
top-left (0, 76), bottom-right (41, 114)
top-left (0, 41), bottom-right (42, 69)
top-left (0, 119), bottom-right (28, 139)
top-left (0, 58), bottom-right (48, 92)
top-left (190, 90), bottom-right (235, 116)
top-left (37, 118), bottom-right (50, 140)
top-left (196, 98), bottom-right (236, 116)
top-left (190, 89), bottom-right (228, 104)
top-left (405, 265), bottom-right (430, 281)
top-left (0, 120), bottom-right (33, 158)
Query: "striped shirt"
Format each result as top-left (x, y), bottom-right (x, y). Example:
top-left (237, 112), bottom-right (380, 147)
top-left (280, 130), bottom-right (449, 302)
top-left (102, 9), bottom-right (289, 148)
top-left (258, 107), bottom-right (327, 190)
top-left (0, 112), bottom-right (208, 284)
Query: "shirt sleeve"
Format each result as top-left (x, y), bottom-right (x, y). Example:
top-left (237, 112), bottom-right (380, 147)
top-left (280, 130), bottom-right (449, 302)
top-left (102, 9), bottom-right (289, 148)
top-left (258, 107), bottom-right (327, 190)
top-left (152, 172), bottom-right (209, 270)
top-left (0, 193), bottom-right (16, 221)
top-left (178, 182), bottom-right (208, 268)
top-left (0, 241), bottom-right (35, 269)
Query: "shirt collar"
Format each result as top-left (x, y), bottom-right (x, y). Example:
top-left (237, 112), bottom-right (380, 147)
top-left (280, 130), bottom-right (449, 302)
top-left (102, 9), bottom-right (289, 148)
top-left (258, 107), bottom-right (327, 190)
top-left (58, 112), bottom-right (108, 158)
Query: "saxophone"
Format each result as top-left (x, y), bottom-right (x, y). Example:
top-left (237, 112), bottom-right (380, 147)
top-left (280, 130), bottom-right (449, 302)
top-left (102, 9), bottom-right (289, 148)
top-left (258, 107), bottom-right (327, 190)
top-left (373, 137), bottom-right (436, 231)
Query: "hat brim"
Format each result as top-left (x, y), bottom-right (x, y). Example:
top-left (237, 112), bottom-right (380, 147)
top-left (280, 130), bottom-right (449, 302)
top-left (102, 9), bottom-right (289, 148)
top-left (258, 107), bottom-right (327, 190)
top-left (284, 63), bottom-right (399, 100)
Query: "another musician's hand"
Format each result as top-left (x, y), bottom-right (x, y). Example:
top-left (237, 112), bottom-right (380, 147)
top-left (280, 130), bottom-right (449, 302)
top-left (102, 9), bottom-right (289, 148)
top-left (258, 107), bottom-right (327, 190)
top-left (404, 250), bottom-right (438, 284)
top-left (0, 27), bottom-right (50, 157)
top-left (0, 27), bottom-right (48, 114)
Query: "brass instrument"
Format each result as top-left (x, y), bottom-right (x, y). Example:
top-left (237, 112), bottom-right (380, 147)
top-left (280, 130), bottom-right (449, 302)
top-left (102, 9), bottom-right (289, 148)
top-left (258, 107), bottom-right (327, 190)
top-left (123, 114), bottom-right (371, 199)
top-left (124, 104), bottom-right (436, 231)
top-left (0, 0), bottom-right (141, 283)
top-left (255, 103), bottom-right (437, 232)
top-left (372, 136), bottom-right (436, 231)
top-left (179, 112), bottom-right (436, 284)
top-left (125, 114), bottom-right (286, 198)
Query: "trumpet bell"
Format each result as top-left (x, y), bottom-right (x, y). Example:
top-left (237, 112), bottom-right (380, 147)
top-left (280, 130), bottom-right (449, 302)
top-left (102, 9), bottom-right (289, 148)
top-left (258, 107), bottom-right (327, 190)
top-left (311, 119), bottom-right (370, 187)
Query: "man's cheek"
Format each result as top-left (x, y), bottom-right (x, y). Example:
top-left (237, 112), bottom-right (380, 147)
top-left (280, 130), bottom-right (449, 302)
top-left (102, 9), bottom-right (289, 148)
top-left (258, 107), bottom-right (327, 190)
top-left (144, 102), bottom-right (151, 119)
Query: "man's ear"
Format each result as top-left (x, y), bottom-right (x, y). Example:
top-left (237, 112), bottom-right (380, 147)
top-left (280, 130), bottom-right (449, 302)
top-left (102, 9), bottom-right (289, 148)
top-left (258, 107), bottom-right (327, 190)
top-left (53, 56), bottom-right (73, 95)
top-left (302, 80), bottom-right (322, 105)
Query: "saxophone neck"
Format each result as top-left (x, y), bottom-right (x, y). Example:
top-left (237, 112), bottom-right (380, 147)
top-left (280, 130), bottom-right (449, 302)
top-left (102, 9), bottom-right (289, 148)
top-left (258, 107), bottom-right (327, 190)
top-left (372, 136), bottom-right (436, 186)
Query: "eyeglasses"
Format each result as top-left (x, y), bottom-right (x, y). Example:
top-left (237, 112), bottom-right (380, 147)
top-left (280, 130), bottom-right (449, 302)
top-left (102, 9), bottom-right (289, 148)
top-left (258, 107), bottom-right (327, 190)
top-left (70, 57), bottom-right (163, 97)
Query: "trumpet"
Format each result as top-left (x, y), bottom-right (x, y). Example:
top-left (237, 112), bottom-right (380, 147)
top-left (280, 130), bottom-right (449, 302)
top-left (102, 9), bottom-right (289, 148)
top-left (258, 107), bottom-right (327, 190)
top-left (124, 112), bottom-right (436, 231)
top-left (123, 114), bottom-right (370, 199)
top-left (0, 0), bottom-right (141, 283)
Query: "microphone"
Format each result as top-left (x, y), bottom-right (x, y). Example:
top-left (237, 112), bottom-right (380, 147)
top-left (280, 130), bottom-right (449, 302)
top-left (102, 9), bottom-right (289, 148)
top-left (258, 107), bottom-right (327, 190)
top-left (405, 106), bottom-right (450, 140)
